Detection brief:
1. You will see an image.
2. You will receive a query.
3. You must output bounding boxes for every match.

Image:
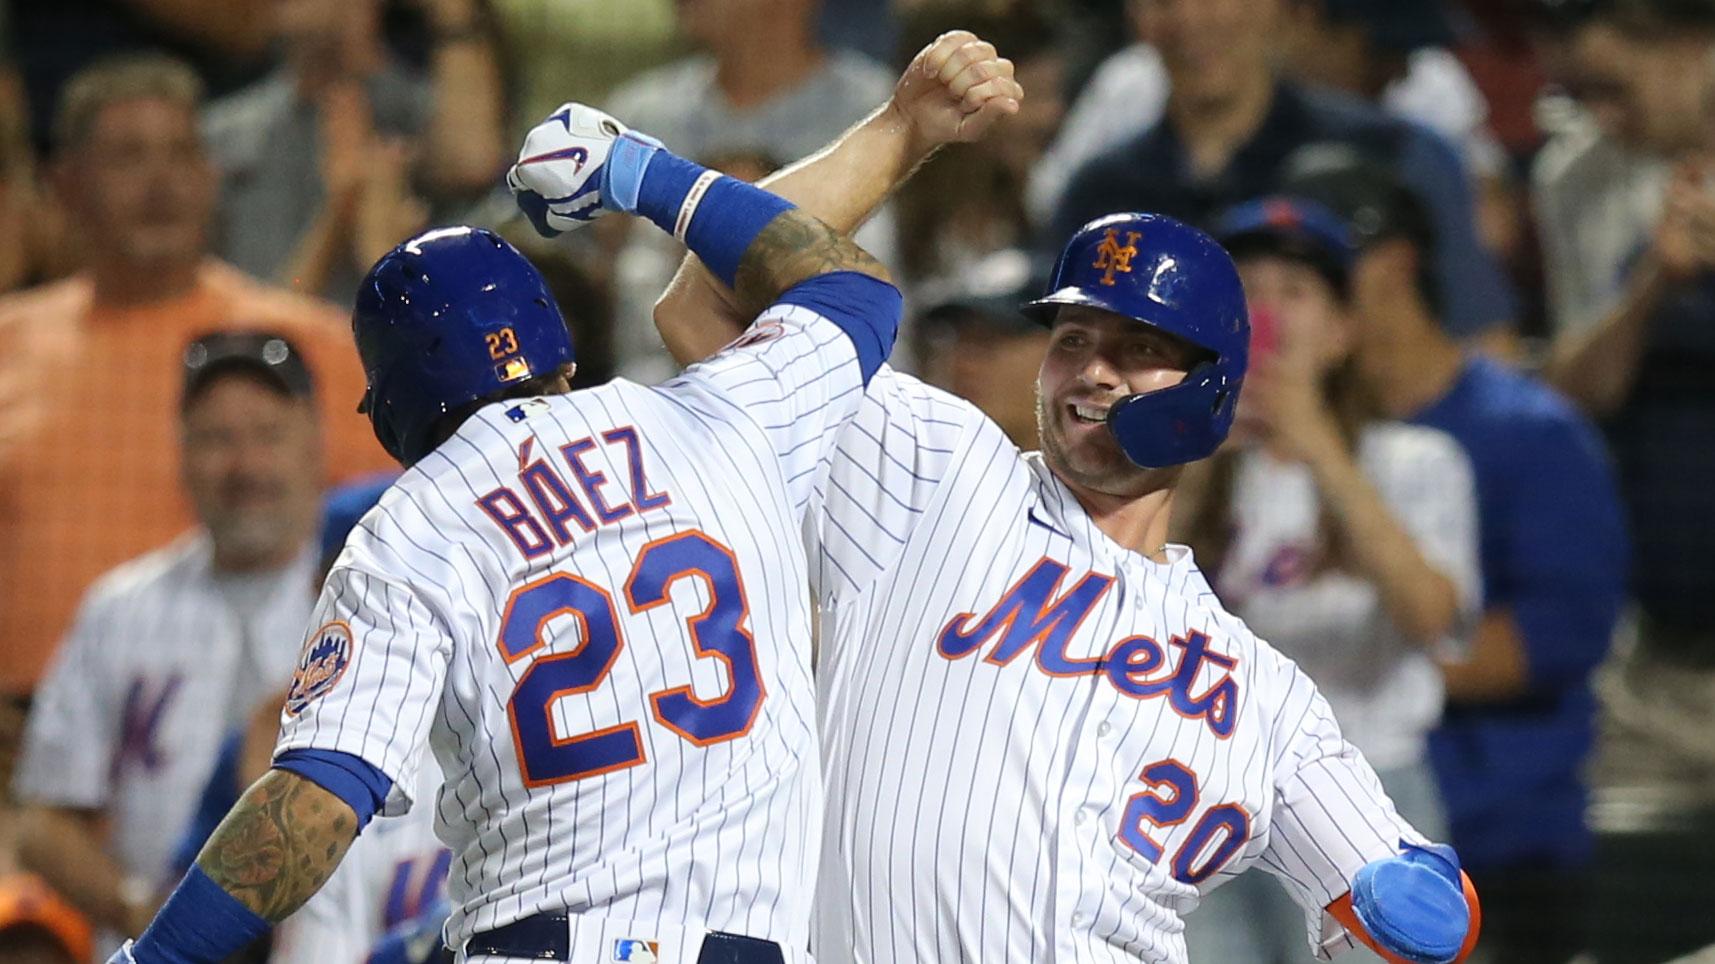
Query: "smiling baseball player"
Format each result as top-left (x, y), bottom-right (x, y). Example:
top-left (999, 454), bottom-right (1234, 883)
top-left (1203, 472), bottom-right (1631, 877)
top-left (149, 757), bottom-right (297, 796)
top-left (642, 31), bottom-right (1482, 964)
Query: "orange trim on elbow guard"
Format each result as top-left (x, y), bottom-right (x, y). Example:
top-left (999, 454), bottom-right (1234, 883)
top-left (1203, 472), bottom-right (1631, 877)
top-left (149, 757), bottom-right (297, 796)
top-left (1326, 872), bottom-right (1481, 964)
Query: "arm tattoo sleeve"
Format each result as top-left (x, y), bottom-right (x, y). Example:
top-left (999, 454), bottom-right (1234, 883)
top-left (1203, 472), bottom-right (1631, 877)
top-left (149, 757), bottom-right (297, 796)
top-left (194, 769), bottom-right (360, 922)
top-left (732, 210), bottom-right (890, 320)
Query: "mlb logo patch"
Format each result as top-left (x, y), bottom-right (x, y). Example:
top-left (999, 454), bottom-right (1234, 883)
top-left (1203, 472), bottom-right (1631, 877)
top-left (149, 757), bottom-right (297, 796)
top-left (613, 938), bottom-right (659, 962)
top-left (285, 621), bottom-right (353, 716)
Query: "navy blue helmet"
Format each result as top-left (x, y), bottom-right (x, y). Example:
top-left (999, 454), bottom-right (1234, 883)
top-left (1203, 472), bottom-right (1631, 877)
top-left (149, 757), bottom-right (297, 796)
top-left (353, 227), bottom-right (574, 465)
top-left (1026, 213), bottom-right (1249, 469)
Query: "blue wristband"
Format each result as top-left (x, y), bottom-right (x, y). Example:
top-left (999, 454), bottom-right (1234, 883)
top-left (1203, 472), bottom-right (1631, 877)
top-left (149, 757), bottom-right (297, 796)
top-left (131, 866), bottom-right (270, 964)
top-left (624, 149), bottom-right (795, 288)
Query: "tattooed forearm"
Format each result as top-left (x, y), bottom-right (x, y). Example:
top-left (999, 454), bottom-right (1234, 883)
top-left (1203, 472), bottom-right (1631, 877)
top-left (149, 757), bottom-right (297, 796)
top-left (194, 769), bottom-right (359, 922)
top-left (732, 209), bottom-right (891, 318)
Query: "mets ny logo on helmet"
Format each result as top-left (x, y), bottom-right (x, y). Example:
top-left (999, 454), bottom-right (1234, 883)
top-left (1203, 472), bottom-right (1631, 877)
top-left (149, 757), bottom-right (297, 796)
top-left (1093, 228), bottom-right (1143, 286)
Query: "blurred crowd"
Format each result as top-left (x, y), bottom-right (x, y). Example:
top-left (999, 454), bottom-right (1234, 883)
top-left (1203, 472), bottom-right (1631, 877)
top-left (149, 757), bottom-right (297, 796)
top-left (0, 0), bottom-right (1711, 962)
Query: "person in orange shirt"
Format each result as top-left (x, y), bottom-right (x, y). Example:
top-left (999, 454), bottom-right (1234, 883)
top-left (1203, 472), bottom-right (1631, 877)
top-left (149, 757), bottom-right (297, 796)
top-left (0, 53), bottom-right (392, 698)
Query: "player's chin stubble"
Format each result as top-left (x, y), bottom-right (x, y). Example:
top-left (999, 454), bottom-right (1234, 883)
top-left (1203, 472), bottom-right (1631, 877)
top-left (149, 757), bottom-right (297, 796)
top-left (1034, 386), bottom-right (1138, 495)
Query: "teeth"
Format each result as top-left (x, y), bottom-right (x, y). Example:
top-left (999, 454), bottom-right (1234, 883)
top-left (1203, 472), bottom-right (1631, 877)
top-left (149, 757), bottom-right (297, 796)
top-left (1072, 404), bottom-right (1108, 423)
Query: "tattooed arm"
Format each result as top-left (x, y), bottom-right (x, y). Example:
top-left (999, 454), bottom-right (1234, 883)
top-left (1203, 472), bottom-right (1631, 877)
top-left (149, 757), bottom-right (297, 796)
top-left (730, 209), bottom-right (891, 321)
top-left (194, 769), bottom-right (359, 922)
top-left (110, 768), bottom-right (373, 963)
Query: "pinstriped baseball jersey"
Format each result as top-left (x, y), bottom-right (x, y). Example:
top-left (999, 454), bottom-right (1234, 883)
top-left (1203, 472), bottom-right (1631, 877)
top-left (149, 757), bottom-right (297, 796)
top-left (274, 303), bottom-right (868, 952)
top-left (807, 368), bottom-right (1422, 964)
top-left (273, 756), bottom-right (451, 964)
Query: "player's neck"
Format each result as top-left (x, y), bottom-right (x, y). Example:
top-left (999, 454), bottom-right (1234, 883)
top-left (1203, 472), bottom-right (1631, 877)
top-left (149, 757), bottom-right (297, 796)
top-left (713, 28), bottom-right (824, 109)
top-left (1063, 477), bottom-right (1177, 564)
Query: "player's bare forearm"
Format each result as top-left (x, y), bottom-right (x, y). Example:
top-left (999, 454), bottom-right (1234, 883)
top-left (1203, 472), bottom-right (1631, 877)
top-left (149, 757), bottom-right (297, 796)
top-left (194, 769), bottom-right (359, 922)
top-left (730, 209), bottom-right (891, 320)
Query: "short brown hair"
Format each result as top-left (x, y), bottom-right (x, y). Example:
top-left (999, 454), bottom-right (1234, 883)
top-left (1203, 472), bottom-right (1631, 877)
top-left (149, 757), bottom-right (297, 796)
top-left (52, 53), bottom-right (204, 154)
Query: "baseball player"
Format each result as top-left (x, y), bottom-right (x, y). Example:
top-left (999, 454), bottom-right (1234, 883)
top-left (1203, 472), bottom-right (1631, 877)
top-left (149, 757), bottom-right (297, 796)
top-left (112, 102), bottom-right (904, 964)
top-left (647, 31), bottom-right (1481, 964)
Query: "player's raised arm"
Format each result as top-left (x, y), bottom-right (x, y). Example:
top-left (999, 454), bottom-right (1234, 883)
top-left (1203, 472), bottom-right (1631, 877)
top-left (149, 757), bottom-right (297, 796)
top-left (651, 30), bottom-right (1023, 364)
top-left (509, 100), bottom-right (924, 381)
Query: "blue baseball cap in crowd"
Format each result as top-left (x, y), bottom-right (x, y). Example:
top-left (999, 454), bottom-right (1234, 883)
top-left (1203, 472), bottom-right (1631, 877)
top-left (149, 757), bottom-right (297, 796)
top-left (1214, 196), bottom-right (1357, 293)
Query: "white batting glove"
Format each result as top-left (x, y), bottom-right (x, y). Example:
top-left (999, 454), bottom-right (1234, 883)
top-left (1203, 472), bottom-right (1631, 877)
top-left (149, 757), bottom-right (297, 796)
top-left (507, 103), bottom-right (661, 237)
top-left (106, 940), bottom-right (139, 964)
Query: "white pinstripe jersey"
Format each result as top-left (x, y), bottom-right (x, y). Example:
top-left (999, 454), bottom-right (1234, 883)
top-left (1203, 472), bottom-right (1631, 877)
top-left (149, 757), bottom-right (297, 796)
top-left (273, 757), bottom-right (451, 964)
top-left (15, 535), bottom-right (316, 884)
top-left (275, 303), bottom-right (868, 951)
top-left (808, 368), bottom-right (1423, 964)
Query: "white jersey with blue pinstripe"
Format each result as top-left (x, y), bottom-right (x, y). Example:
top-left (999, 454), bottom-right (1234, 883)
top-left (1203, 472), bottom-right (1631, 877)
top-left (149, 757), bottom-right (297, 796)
top-left (808, 367), bottom-right (1423, 964)
top-left (274, 303), bottom-right (866, 952)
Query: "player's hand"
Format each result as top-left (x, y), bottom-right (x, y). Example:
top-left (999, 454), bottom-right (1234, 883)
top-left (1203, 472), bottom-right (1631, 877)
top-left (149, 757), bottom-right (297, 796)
top-left (886, 30), bottom-right (1023, 157)
top-left (508, 103), bottom-right (660, 237)
top-left (1349, 843), bottom-right (1476, 964)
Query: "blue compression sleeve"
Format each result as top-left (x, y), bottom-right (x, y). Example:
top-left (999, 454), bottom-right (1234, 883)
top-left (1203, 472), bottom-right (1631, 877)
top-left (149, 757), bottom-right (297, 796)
top-left (607, 139), bottom-right (794, 287)
top-left (775, 272), bottom-right (902, 384)
top-left (272, 748), bottom-right (393, 830)
top-left (130, 866), bottom-right (270, 964)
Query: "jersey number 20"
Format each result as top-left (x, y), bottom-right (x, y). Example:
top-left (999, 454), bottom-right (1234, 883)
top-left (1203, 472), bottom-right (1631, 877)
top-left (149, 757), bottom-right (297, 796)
top-left (497, 529), bottom-right (764, 787)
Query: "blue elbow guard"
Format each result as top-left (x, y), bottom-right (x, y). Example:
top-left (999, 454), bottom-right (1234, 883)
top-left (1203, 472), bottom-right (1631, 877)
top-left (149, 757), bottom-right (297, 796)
top-left (1351, 843), bottom-right (1472, 964)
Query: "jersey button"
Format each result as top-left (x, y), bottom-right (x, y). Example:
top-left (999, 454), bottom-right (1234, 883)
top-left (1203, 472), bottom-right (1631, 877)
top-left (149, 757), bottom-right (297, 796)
top-left (1096, 722), bottom-right (1112, 737)
top-left (1071, 913), bottom-right (1086, 927)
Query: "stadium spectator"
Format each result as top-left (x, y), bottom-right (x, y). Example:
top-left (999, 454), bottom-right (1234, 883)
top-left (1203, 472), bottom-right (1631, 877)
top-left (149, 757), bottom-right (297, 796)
top-left (11, 332), bottom-right (330, 951)
top-left (1533, 0), bottom-right (1715, 818)
top-left (0, 55), bottom-right (389, 699)
top-left (1031, 0), bottom-right (1507, 225)
top-left (203, 0), bottom-right (505, 304)
top-left (606, 0), bottom-right (894, 169)
top-left (1046, 0), bottom-right (1516, 340)
top-left (1291, 155), bottom-right (1627, 964)
top-left (601, 0), bottom-right (896, 379)
top-left (164, 475), bottom-right (453, 964)
top-left (1171, 196), bottom-right (1480, 962)
top-left (914, 249), bottom-right (1052, 449)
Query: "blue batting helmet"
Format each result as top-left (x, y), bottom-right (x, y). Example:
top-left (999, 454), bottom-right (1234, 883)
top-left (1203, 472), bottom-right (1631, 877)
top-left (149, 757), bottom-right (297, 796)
top-left (1025, 213), bottom-right (1249, 469)
top-left (353, 227), bottom-right (574, 465)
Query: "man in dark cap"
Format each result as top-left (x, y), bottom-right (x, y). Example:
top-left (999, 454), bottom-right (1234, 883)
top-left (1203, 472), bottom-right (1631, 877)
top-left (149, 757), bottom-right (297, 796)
top-left (12, 332), bottom-right (328, 955)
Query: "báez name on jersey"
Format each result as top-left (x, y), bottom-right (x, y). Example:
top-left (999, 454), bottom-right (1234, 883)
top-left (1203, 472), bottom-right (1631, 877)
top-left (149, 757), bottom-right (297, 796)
top-left (935, 557), bottom-right (1240, 737)
top-left (475, 424), bottom-right (674, 559)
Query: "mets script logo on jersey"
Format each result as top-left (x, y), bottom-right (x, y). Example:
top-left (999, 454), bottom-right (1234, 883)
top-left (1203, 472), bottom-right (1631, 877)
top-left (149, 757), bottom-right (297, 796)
top-left (1093, 228), bottom-right (1143, 286)
top-left (935, 557), bottom-right (1240, 737)
top-left (613, 939), bottom-right (660, 962)
top-left (285, 620), bottom-right (354, 717)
